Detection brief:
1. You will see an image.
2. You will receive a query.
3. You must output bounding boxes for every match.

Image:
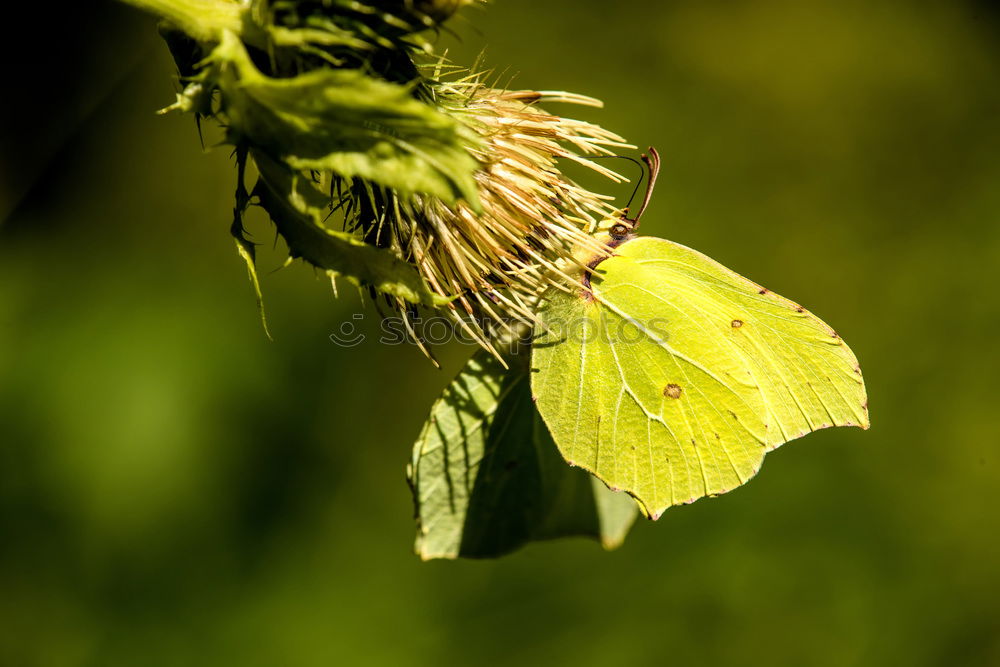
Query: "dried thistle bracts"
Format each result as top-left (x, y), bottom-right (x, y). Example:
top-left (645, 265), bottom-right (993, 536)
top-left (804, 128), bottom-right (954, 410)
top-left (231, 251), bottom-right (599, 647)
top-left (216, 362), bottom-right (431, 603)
top-left (343, 69), bottom-right (633, 358)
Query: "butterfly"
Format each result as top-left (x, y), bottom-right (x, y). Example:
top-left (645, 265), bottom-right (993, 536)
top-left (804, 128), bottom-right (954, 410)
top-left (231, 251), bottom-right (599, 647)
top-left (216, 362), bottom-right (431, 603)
top-left (531, 148), bottom-right (868, 519)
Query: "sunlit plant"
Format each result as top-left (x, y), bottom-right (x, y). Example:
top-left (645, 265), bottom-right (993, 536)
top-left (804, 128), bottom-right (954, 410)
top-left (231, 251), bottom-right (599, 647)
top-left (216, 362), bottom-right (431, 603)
top-left (119, 0), bottom-right (869, 559)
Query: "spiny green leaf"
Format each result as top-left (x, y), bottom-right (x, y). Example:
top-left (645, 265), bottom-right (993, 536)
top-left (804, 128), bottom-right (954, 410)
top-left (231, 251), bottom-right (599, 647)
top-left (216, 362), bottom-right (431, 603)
top-left (213, 32), bottom-right (481, 208)
top-left (252, 151), bottom-right (449, 307)
top-left (531, 235), bottom-right (869, 520)
top-left (409, 351), bottom-right (638, 560)
top-left (266, 25), bottom-right (371, 52)
top-left (119, 0), bottom-right (244, 41)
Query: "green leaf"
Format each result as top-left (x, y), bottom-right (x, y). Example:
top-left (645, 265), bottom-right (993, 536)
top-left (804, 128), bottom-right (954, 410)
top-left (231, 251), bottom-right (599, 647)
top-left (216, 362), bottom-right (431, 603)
top-left (213, 32), bottom-right (481, 208)
top-left (119, 0), bottom-right (244, 41)
top-left (252, 151), bottom-right (449, 307)
top-left (409, 351), bottom-right (639, 560)
top-left (531, 236), bottom-right (869, 519)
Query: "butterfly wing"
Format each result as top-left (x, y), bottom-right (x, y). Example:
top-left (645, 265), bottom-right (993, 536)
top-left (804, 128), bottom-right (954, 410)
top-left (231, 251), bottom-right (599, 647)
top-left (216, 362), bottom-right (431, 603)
top-left (531, 236), bottom-right (868, 518)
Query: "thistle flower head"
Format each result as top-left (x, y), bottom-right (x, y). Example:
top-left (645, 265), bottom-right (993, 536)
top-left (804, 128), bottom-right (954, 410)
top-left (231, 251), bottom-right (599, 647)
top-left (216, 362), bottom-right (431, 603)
top-left (341, 68), bottom-right (632, 356)
top-left (126, 0), bottom-right (632, 361)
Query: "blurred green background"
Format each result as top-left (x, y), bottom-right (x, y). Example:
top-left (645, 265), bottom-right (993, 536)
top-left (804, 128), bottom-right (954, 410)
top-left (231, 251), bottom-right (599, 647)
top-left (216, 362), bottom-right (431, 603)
top-left (1, 1), bottom-right (998, 664)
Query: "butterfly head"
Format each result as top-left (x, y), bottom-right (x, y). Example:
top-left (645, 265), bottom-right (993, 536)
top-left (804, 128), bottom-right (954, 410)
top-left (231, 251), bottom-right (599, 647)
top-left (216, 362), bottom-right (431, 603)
top-left (603, 147), bottom-right (661, 247)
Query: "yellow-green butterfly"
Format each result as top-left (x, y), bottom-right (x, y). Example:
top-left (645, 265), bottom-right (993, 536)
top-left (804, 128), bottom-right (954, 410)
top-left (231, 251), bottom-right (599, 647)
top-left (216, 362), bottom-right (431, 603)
top-left (531, 149), bottom-right (869, 520)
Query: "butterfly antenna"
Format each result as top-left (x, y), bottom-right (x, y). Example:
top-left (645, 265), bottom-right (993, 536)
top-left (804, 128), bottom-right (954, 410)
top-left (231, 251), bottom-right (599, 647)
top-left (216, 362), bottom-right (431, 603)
top-left (587, 154), bottom-right (645, 211)
top-left (628, 147), bottom-right (661, 228)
